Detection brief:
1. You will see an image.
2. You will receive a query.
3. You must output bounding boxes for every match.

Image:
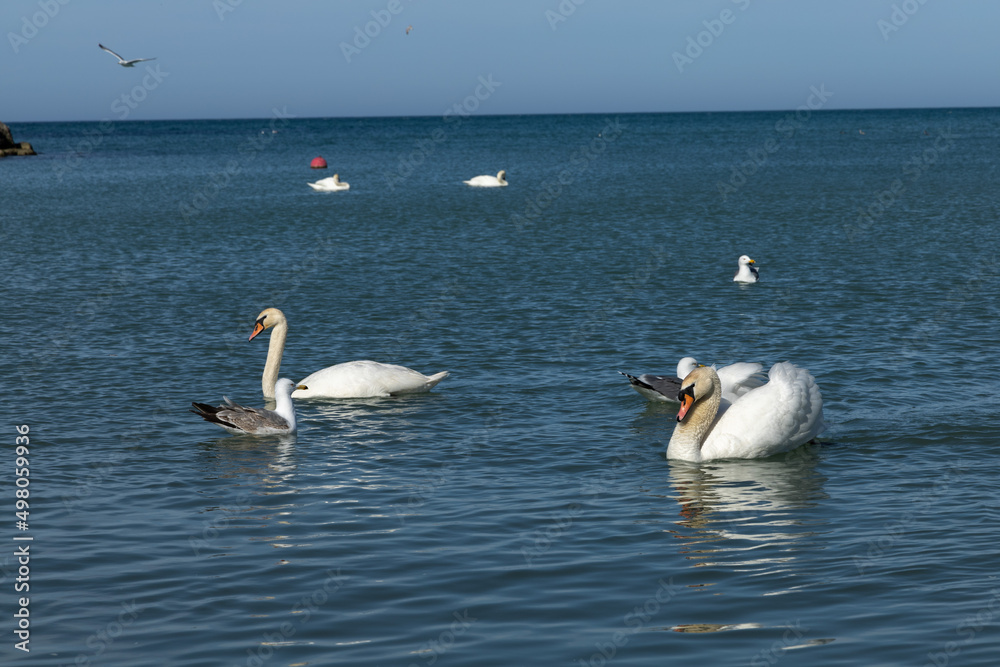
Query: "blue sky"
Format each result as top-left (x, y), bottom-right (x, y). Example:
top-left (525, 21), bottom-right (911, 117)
top-left (3, 0), bottom-right (999, 122)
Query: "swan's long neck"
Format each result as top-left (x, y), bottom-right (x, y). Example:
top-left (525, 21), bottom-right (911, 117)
top-left (274, 388), bottom-right (297, 432)
top-left (262, 321), bottom-right (287, 399)
top-left (666, 379), bottom-right (722, 462)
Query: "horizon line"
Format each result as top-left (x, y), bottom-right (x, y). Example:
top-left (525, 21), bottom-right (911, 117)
top-left (5, 103), bottom-right (997, 126)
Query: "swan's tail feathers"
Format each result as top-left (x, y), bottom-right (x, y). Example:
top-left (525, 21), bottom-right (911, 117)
top-left (424, 371), bottom-right (450, 389)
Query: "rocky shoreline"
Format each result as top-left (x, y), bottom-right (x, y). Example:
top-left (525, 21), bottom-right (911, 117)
top-left (0, 121), bottom-right (36, 157)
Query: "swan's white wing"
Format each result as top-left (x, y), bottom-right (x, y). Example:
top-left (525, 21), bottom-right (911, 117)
top-left (702, 362), bottom-right (823, 460)
top-left (309, 177), bottom-right (348, 191)
top-left (295, 360), bottom-right (448, 398)
top-left (464, 175), bottom-right (505, 187)
top-left (717, 361), bottom-right (766, 403)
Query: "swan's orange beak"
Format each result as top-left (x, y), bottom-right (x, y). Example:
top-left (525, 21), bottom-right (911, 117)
top-left (249, 318), bottom-right (266, 341)
top-left (676, 386), bottom-right (695, 422)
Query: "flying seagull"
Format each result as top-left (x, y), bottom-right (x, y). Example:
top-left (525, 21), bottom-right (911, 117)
top-left (98, 43), bottom-right (156, 68)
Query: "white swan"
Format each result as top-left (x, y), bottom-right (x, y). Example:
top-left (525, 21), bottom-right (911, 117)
top-left (733, 255), bottom-right (759, 283)
top-left (250, 308), bottom-right (449, 399)
top-left (464, 170), bottom-right (507, 187)
top-left (191, 378), bottom-right (306, 435)
top-left (622, 357), bottom-right (765, 405)
top-left (308, 174), bottom-right (350, 191)
top-left (666, 363), bottom-right (824, 462)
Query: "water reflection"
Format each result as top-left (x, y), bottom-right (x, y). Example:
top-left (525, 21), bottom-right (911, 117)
top-left (300, 393), bottom-right (447, 446)
top-left (665, 448), bottom-right (828, 580)
top-left (189, 435), bottom-right (301, 551)
top-left (195, 433), bottom-right (298, 480)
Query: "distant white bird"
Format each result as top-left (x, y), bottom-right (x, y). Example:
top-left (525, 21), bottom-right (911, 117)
top-left (733, 255), bottom-right (759, 283)
top-left (98, 43), bottom-right (156, 68)
top-left (308, 174), bottom-right (350, 191)
top-left (464, 170), bottom-right (508, 187)
top-left (191, 378), bottom-right (306, 435)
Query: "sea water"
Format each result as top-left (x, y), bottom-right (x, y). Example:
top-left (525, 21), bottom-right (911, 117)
top-left (3, 108), bottom-right (1000, 665)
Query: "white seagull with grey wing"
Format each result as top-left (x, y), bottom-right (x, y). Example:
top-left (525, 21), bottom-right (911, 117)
top-left (191, 378), bottom-right (306, 435)
top-left (733, 255), bottom-right (759, 283)
top-left (99, 43), bottom-right (156, 68)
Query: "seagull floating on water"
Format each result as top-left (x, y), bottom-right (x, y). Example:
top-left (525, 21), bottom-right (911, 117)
top-left (99, 43), bottom-right (156, 68)
top-left (191, 378), bottom-right (306, 435)
top-left (733, 255), bottom-right (759, 283)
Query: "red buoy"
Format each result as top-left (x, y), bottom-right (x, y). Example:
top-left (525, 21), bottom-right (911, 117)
top-left (310, 156), bottom-right (328, 169)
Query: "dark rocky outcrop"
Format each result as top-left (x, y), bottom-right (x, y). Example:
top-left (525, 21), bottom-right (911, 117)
top-left (0, 122), bottom-right (36, 157)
